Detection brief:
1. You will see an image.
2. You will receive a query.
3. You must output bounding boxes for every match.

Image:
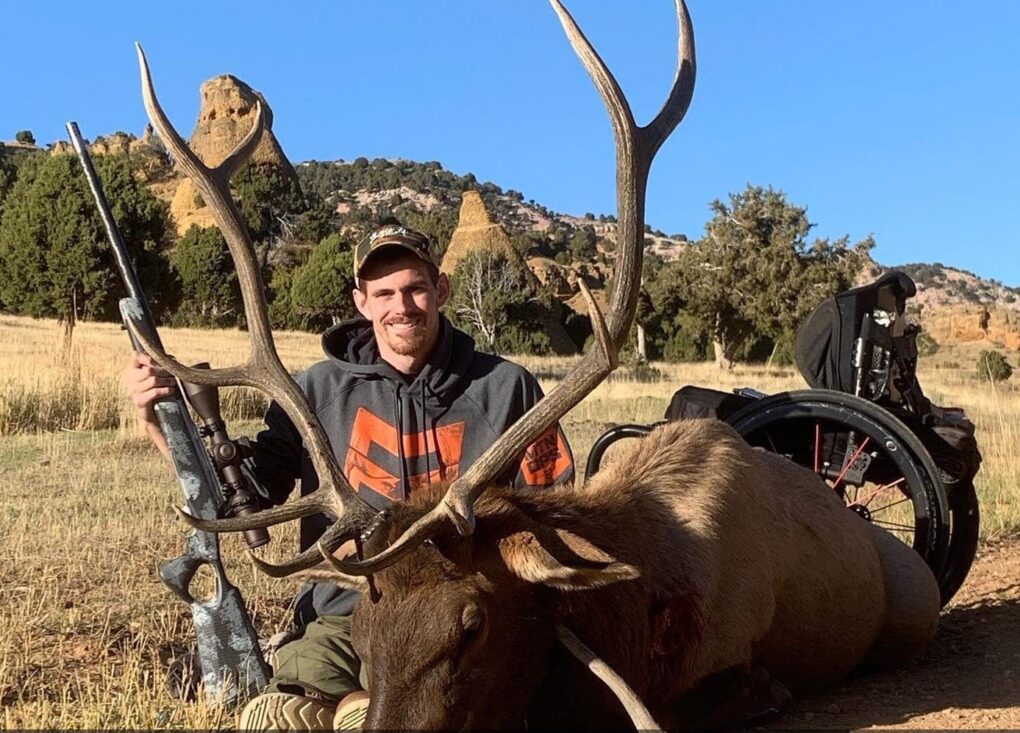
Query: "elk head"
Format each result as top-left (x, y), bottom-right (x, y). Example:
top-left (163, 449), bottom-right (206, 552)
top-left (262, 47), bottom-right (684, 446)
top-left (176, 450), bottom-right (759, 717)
top-left (129, 0), bottom-right (694, 727)
top-left (319, 485), bottom-right (644, 730)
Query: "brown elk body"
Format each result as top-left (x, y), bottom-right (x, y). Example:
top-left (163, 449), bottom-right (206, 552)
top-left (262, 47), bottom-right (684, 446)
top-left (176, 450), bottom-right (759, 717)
top-left (338, 419), bottom-right (940, 729)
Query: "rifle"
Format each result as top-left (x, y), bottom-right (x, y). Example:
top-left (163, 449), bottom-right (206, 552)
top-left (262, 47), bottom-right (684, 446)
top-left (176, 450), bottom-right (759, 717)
top-left (66, 121), bottom-right (271, 704)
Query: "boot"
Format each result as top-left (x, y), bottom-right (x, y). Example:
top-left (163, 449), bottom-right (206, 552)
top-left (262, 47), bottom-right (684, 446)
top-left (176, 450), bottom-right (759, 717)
top-left (332, 691), bottom-right (370, 730)
top-left (237, 691), bottom-right (335, 731)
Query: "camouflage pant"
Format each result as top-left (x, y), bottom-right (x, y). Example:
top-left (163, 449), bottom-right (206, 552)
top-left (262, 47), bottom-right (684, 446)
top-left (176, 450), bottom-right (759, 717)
top-left (265, 615), bottom-right (368, 702)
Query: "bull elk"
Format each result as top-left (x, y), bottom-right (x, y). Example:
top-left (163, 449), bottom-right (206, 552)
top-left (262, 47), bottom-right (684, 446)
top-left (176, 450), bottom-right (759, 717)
top-left (127, 1), bottom-right (941, 729)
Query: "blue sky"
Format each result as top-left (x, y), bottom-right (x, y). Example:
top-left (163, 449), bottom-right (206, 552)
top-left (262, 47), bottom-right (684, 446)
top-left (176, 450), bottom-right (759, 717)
top-left (2, 1), bottom-right (1018, 283)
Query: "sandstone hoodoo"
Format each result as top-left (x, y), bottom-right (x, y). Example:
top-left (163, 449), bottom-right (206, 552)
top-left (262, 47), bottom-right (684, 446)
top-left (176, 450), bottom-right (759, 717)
top-left (442, 190), bottom-right (578, 354)
top-left (169, 75), bottom-right (299, 234)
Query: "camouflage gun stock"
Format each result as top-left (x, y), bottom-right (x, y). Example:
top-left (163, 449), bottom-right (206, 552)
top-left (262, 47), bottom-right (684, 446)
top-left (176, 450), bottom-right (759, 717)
top-left (66, 121), bottom-right (270, 705)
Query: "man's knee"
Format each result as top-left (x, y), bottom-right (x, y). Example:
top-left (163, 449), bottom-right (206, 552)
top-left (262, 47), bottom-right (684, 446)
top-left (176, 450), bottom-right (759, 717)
top-left (269, 615), bottom-right (363, 702)
top-left (239, 616), bottom-right (369, 732)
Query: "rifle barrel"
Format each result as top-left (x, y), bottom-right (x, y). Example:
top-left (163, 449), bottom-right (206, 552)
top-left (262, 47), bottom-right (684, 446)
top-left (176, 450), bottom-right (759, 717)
top-left (66, 121), bottom-right (160, 347)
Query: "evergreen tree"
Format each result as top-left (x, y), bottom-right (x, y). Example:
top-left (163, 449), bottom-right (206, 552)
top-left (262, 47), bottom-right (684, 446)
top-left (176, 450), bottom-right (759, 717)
top-left (233, 162), bottom-right (306, 247)
top-left (666, 184), bottom-right (872, 367)
top-left (978, 350), bottom-right (1012, 382)
top-left (568, 225), bottom-right (598, 262)
top-left (0, 153), bottom-right (175, 338)
top-left (0, 146), bottom-right (16, 214)
top-left (289, 233), bottom-right (357, 328)
top-left (170, 225), bottom-right (242, 326)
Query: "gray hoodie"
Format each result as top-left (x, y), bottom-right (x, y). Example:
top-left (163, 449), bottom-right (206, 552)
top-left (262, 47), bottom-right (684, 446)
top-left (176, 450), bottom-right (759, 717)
top-left (250, 315), bottom-right (574, 623)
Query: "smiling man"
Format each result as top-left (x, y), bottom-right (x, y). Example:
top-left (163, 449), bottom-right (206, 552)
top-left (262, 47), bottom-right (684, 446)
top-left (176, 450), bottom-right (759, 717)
top-left (125, 220), bottom-right (574, 730)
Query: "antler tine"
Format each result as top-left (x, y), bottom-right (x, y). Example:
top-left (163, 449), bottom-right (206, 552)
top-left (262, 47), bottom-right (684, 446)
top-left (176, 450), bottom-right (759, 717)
top-left (337, 1), bottom-right (695, 576)
top-left (135, 45), bottom-right (380, 560)
top-left (644, 0), bottom-right (697, 157)
top-left (217, 101), bottom-right (266, 184)
top-left (136, 44), bottom-right (210, 183)
top-left (556, 625), bottom-right (664, 731)
top-left (245, 523), bottom-right (353, 577)
top-left (137, 43), bottom-right (271, 354)
top-left (175, 490), bottom-right (330, 533)
top-left (549, 0), bottom-right (638, 152)
top-left (124, 315), bottom-right (253, 388)
top-left (285, 566), bottom-right (370, 594)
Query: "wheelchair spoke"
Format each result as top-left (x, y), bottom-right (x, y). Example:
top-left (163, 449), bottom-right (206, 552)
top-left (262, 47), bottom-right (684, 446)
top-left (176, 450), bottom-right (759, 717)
top-left (869, 496), bottom-right (911, 515)
top-left (848, 477), bottom-right (906, 509)
top-left (831, 436), bottom-right (871, 491)
top-left (871, 519), bottom-right (916, 532)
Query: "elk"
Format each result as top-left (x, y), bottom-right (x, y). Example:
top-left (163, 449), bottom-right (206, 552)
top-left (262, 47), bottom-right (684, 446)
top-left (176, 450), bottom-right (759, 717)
top-left (127, 1), bottom-right (941, 729)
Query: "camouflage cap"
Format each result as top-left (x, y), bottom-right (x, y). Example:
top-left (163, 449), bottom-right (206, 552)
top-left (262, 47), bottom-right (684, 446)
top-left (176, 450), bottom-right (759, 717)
top-left (353, 223), bottom-right (438, 279)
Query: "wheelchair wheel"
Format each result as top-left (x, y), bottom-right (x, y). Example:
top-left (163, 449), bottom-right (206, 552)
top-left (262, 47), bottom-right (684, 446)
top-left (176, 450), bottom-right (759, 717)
top-left (726, 390), bottom-right (953, 604)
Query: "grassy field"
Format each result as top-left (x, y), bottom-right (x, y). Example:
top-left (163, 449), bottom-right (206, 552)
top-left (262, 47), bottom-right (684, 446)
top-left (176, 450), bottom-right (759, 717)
top-left (1, 314), bottom-right (1017, 728)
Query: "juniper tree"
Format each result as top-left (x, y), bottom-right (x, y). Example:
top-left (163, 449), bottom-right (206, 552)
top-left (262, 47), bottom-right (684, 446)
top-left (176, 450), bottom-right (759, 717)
top-left (0, 153), bottom-right (175, 341)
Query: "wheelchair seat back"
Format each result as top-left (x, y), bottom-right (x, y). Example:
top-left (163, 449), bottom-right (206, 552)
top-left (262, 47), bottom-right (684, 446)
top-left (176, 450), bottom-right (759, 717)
top-left (795, 270), bottom-right (928, 413)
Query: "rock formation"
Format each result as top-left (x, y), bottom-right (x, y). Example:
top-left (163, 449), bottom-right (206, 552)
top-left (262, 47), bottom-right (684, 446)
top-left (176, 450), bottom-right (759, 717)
top-left (441, 190), bottom-right (526, 276)
top-left (921, 306), bottom-right (1020, 350)
top-left (443, 191), bottom-right (577, 354)
top-left (169, 75), bottom-right (299, 234)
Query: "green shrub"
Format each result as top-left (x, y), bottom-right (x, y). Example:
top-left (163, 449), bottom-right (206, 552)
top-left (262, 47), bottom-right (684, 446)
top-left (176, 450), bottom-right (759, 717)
top-left (769, 331), bottom-right (796, 365)
top-left (977, 350), bottom-right (1012, 382)
top-left (916, 331), bottom-right (940, 357)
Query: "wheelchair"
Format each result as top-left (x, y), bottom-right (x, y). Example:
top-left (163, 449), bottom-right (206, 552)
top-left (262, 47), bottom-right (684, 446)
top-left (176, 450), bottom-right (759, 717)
top-left (587, 271), bottom-right (982, 606)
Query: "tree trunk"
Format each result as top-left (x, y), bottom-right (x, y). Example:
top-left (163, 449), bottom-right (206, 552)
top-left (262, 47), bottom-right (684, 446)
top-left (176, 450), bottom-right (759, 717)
top-left (712, 314), bottom-right (732, 370)
top-left (712, 338), bottom-right (732, 370)
top-left (636, 324), bottom-right (647, 364)
top-left (765, 339), bottom-right (779, 372)
top-left (60, 306), bottom-right (76, 363)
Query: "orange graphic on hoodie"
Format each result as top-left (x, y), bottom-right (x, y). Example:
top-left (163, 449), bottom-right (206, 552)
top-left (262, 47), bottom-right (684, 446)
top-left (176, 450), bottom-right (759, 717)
top-left (344, 407), bottom-right (464, 500)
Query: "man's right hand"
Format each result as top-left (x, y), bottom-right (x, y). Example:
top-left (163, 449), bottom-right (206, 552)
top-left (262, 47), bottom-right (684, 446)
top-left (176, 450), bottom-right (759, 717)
top-left (123, 351), bottom-right (176, 458)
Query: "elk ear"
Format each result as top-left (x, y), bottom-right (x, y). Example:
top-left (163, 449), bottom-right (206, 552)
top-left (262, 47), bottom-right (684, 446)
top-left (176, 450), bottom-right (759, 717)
top-left (498, 526), bottom-right (639, 590)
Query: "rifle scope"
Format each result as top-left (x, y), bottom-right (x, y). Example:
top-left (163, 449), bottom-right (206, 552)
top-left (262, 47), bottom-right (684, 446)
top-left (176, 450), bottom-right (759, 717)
top-left (181, 364), bottom-right (271, 550)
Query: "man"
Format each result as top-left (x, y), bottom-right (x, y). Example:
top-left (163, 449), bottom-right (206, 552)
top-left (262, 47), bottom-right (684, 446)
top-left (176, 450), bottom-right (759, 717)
top-left (125, 221), bottom-right (574, 730)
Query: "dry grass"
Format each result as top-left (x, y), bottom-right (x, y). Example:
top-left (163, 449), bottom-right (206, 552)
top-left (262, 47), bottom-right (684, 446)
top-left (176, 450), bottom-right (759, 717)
top-left (0, 314), bottom-right (1017, 728)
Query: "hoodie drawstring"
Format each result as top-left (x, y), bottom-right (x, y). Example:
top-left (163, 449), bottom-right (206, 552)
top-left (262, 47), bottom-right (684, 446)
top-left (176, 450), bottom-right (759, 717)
top-left (420, 384), bottom-right (433, 488)
top-left (393, 383), bottom-right (407, 500)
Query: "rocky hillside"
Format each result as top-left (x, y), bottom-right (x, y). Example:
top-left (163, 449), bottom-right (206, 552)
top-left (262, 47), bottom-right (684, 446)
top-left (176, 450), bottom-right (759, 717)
top-left (296, 158), bottom-right (686, 257)
top-left (12, 71), bottom-right (1012, 354)
top-left (891, 263), bottom-right (1020, 350)
top-left (48, 75), bottom-right (297, 236)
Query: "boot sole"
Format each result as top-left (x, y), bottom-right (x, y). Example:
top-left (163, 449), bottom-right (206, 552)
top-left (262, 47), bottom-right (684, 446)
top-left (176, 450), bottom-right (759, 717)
top-left (238, 692), bottom-right (335, 731)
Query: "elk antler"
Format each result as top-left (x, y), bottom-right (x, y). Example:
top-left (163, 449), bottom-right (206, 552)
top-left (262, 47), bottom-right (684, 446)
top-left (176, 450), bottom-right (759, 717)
top-left (331, 0), bottom-right (696, 575)
top-left (556, 625), bottom-right (664, 732)
top-left (128, 44), bottom-right (378, 574)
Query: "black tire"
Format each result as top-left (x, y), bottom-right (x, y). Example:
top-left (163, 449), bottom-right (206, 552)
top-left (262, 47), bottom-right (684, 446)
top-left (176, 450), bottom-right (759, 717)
top-left (940, 481), bottom-right (979, 604)
top-left (726, 390), bottom-right (953, 603)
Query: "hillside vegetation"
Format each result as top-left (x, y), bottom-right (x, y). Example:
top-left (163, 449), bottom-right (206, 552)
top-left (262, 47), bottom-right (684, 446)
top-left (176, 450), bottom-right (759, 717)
top-left (1, 127), bottom-right (1016, 371)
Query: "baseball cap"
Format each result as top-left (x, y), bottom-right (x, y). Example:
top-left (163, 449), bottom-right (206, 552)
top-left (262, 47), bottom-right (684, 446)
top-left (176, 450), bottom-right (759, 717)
top-left (353, 223), bottom-right (438, 279)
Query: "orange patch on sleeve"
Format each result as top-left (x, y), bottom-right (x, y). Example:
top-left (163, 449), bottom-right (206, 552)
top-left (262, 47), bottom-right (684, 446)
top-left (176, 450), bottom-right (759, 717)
top-left (520, 426), bottom-right (573, 486)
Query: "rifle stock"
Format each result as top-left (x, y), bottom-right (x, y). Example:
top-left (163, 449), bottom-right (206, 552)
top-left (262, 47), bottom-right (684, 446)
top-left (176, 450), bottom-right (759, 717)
top-left (68, 122), bottom-right (270, 704)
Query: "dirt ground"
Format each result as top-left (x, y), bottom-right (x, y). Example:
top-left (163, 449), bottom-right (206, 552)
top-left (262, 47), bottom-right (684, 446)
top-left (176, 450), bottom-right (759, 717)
top-left (762, 539), bottom-right (1020, 730)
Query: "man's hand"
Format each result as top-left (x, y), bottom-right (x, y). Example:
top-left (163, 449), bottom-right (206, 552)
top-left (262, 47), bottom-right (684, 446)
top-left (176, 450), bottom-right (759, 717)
top-left (123, 351), bottom-right (176, 458)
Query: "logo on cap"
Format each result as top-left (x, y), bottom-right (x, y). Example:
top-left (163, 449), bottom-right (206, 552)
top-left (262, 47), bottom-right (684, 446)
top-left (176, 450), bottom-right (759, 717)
top-left (354, 224), bottom-right (437, 278)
